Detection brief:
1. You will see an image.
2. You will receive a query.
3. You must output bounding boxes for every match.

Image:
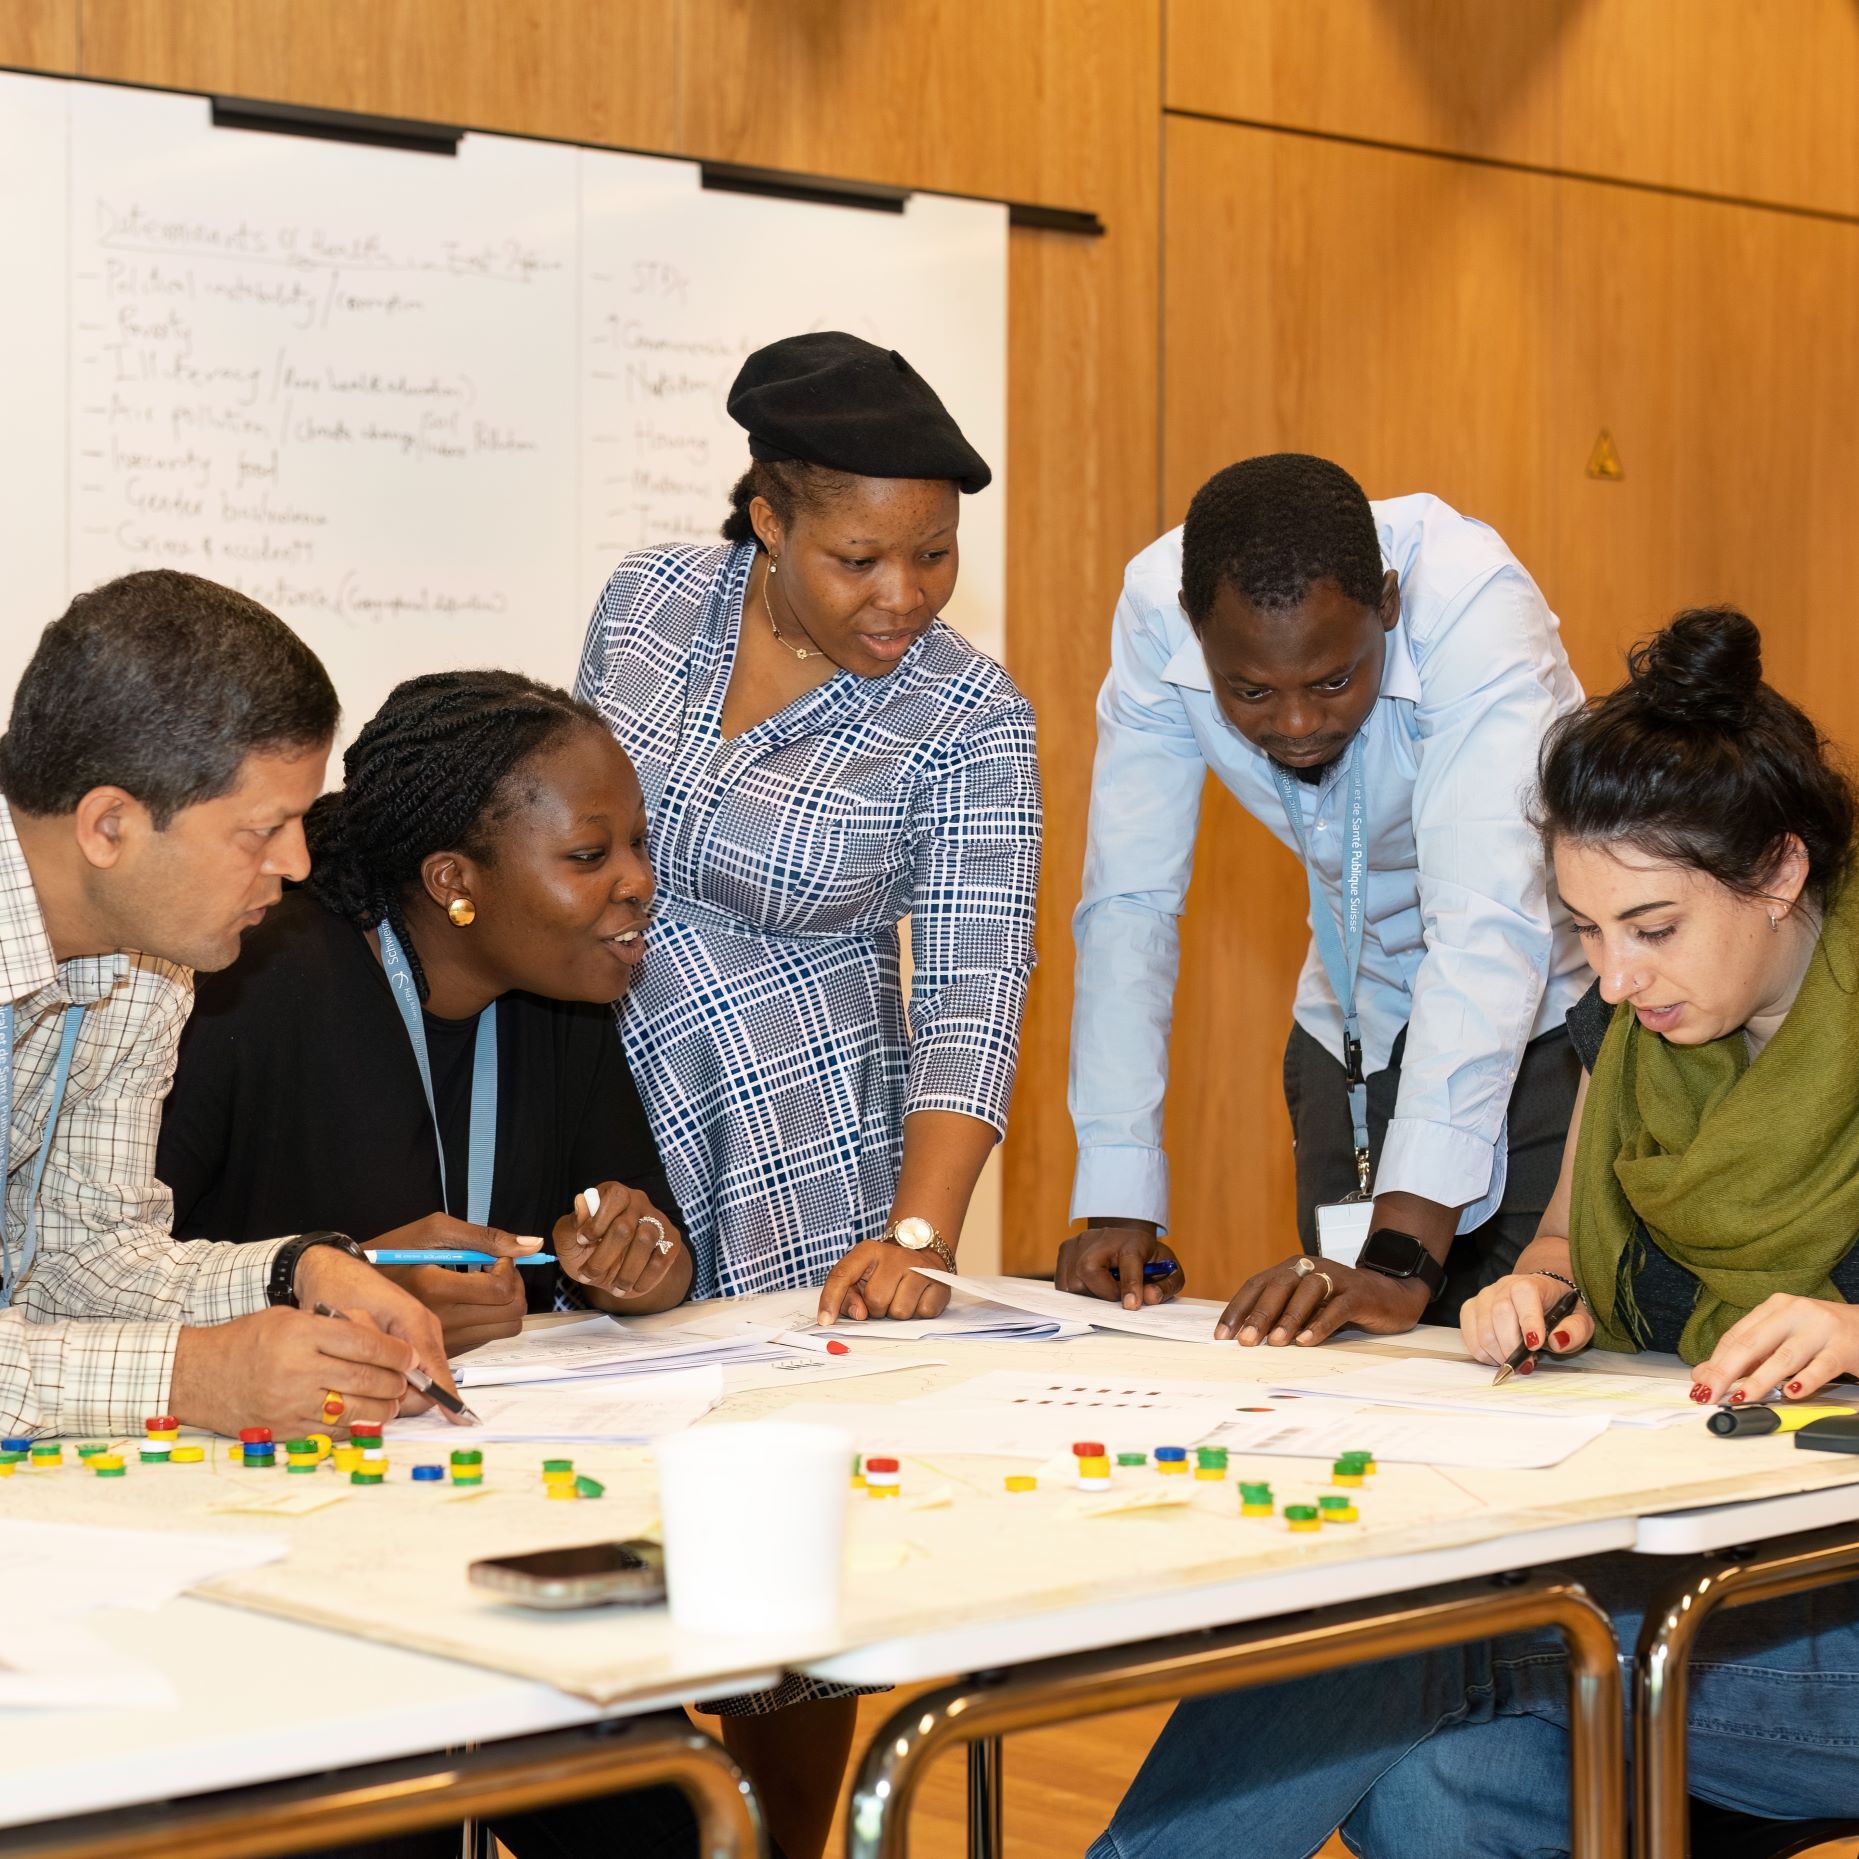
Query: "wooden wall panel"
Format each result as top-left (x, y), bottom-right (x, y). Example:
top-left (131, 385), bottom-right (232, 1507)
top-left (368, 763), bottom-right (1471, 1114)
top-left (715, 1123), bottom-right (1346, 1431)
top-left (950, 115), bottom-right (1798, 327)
top-left (1162, 110), bottom-right (1859, 1295)
top-left (75, 0), bottom-right (684, 149)
top-left (0, 1), bottom-right (77, 70)
top-left (1166, 0), bottom-right (1859, 219)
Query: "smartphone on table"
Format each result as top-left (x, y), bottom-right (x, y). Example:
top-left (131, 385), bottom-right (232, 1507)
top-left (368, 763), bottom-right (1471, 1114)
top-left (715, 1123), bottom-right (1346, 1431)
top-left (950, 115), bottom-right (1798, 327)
top-left (469, 1539), bottom-right (666, 1610)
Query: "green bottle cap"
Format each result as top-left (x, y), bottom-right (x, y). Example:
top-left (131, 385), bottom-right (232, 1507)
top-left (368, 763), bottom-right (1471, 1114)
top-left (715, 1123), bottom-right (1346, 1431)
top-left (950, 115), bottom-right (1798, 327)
top-left (1319, 1493), bottom-right (1351, 1510)
top-left (574, 1474), bottom-right (606, 1498)
top-left (1283, 1504), bottom-right (1319, 1520)
top-left (1116, 1452), bottom-right (1147, 1466)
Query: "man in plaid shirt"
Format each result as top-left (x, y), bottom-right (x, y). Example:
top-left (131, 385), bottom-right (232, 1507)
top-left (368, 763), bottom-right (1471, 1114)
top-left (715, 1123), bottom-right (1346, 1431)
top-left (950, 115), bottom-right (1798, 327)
top-left (0, 570), bottom-right (460, 1438)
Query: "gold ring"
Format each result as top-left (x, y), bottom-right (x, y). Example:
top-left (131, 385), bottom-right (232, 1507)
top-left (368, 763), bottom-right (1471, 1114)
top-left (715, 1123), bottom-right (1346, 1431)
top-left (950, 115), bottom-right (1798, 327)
top-left (1313, 1271), bottom-right (1335, 1303)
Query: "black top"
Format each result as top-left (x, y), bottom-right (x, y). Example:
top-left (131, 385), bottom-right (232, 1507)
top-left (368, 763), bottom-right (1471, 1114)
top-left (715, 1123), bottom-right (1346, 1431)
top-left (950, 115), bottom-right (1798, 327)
top-left (158, 891), bottom-right (678, 1314)
top-left (1566, 979), bottom-right (1859, 1351)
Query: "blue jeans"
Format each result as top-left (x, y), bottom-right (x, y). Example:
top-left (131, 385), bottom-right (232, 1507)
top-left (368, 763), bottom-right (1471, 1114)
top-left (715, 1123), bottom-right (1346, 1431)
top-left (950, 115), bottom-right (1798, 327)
top-left (1086, 1557), bottom-right (1859, 1859)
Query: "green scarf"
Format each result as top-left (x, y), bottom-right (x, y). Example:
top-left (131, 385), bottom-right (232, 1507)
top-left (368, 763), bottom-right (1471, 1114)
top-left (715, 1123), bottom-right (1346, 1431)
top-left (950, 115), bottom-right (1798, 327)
top-left (1570, 879), bottom-right (1859, 1363)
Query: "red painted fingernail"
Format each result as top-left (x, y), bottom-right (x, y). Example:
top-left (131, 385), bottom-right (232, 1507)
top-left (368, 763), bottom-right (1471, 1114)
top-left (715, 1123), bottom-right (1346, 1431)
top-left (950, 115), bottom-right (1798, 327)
top-left (1787, 1380), bottom-right (1803, 1395)
top-left (1553, 1330), bottom-right (1570, 1349)
top-left (1517, 1358), bottom-right (1535, 1375)
top-left (1731, 1390), bottom-right (1747, 1404)
top-left (1525, 1332), bottom-right (1540, 1348)
top-left (1690, 1385), bottom-right (1709, 1403)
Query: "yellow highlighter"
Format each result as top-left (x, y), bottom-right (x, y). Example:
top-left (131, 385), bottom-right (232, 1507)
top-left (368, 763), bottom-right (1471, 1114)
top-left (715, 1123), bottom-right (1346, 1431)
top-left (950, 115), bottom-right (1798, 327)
top-left (1707, 1403), bottom-right (1852, 1437)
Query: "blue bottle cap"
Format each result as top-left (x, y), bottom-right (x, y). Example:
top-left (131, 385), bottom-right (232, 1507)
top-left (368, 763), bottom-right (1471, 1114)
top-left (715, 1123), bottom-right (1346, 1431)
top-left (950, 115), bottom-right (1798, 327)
top-left (1, 1437), bottom-right (34, 1452)
top-left (411, 1464), bottom-right (443, 1481)
top-left (1153, 1445), bottom-right (1188, 1461)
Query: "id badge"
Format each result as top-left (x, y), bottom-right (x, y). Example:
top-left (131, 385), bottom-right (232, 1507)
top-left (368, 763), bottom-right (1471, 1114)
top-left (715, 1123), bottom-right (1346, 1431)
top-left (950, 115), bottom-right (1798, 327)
top-left (1315, 1197), bottom-right (1373, 1269)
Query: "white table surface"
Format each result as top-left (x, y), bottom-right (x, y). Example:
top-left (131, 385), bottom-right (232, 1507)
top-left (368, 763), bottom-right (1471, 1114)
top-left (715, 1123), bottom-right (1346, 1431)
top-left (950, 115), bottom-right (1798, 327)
top-left (9, 1299), bottom-right (1859, 1835)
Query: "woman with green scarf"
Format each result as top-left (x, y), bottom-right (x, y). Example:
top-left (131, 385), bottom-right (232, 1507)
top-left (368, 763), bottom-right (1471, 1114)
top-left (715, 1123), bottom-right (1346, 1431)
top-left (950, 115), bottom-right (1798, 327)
top-left (1084, 607), bottom-right (1859, 1859)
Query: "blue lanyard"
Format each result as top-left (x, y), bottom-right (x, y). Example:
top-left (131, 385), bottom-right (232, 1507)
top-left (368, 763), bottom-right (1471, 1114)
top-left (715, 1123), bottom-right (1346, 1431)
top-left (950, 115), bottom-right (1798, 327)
top-left (1271, 743), bottom-right (1374, 1198)
top-left (0, 1001), bottom-right (86, 1306)
top-left (377, 920), bottom-right (497, 1227)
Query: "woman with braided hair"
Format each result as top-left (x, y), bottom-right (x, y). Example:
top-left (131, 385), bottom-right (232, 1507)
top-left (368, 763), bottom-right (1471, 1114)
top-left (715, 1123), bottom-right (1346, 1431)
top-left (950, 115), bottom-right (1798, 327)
top-left (157, 667), bottom-right (690, 1352)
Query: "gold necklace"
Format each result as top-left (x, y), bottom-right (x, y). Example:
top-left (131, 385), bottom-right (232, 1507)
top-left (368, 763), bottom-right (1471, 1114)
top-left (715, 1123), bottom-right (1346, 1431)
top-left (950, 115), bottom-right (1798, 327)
top-left (761, 560), bottom-right (819, 661)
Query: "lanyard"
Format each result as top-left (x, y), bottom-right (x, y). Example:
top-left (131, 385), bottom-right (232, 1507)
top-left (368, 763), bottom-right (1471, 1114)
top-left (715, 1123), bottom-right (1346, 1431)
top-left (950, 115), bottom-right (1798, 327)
top-left (0, 1001), bottom-right (86, 1306)
top-left (377, 919), bottom-right (497, 1227)
top-left (1271, 743), bottom-right (1374, 1198)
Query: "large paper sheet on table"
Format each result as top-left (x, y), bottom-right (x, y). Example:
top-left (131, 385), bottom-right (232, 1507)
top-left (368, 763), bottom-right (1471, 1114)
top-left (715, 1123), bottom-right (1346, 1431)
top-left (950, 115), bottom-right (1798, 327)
top-left (396, 1365), bottom-right (723, 1443)
top-left (0, 1519), bottom-right (286, 1617)
top-left (1205, 1400), bottom-right (1607, 1469)
top-left (748, 1289), bottom-right (1087, 1343)
top-left (1269, 1356), bottom-right (1722, 1426)
top-left (913, 1269), bottom-right (1228, 1344)
top-left (454, 1316), bottom-right (781, 1387)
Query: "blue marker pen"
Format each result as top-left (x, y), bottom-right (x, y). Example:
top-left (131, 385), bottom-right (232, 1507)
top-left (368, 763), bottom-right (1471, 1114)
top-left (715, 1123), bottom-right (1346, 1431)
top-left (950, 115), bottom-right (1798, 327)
top-left (1108, 1261), bottom-right (1181, 1283)
top-left (364, 1248), bottom-right (557, 1267)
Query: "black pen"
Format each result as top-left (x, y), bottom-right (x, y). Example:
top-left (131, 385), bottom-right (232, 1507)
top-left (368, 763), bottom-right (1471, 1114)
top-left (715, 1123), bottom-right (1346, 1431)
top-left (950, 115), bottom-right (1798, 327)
top-left (1492, 1287), bottom-right (1582, 1386)
top-left (312, 1301), bottom-right (480, 1423)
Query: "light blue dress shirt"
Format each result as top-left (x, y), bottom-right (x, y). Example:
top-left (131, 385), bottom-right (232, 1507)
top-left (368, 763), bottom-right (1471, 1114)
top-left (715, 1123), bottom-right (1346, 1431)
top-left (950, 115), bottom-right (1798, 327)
top-left (1069, 493), bottom-right (1590, 1235)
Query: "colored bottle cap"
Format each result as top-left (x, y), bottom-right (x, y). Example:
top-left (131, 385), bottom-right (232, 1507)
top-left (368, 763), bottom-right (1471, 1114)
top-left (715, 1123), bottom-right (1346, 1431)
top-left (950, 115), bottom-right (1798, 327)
top-left (411, 1464), bottom-right (444, 1482)
top-left (1319, 1493), bottom-right (1351, 1510)
top-left (30, 1442), bottom-right (61, 1457)
top-left (450, 1448), bottom-right (483, 1465)
top-left (284, 1439), bottom-right (315, 1454)
top-left (1070, 1441), bottom-right (1106, 1459)
top-left (1283, 1503), bottom-right (1319, 1520)
top-left (542, 1458), bottom-right (574, 1473)
top-left (92, 1453), bottom-right (125, 1471)
top-left (171, 1444), bottom-right (205, 1463)
top-left (1153, 1446), bottom-right (1187, 1461)
top-left (1195, 1447), bottom-right (1229, 1466)
top-left (1239, 1482), bottom-right (1273, 1500)
top-left (287, 1461), bottom-right (320, 1473)
top-left (146, 1415), bottom-right (179, 1432)
top-left (0, 1461), bottom-right (14, 1476)
top-left (866, 1484), bottom-right (900, 1498)
top-left (1004, 1474), bottom-right (1038, 1491)
top-left (0, 1450), bottom-right (26, 1464)
top-left (864, 1456), bottom-right (900, 1474)
top-left (1, 1437), bottom-right (33, 1451)
top-left (77, 1442), bottom-right (109, 1458)
top-left (139, 1448), bottom-right (172, 1463)
top-left (238, 1427), bottom-right (273, 1445)
top-left (1116, 1451), bottom-right (1147, 1466)
top-left (350, 1421), bottom-right (384, 1438)
top-left (1076, 1454), bottom-right (1111, 1473)
top-left (547, 1483), bottom-right (579, 1499)
top-left (308, 1433), bottom-right (333, 1457)
top-left (350, 1469), bottom-right (385, 1484)
top-left (94, 1464), bottom-right (127, 1478)
top-left (451, 1472), bottom-right (484, 1485)
top-left (574, 1474), bottom-right (606, 1498)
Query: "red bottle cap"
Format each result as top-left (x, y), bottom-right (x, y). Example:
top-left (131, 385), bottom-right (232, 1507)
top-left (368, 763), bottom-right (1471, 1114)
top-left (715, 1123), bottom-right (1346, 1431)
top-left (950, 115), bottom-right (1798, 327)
top-left (350, 1421), bottom-right (384, 1437)
top-left (145, 1415), bottom-right (179, 1431)
top-left (1071, 1441), bottom-right (1106, 1459)
top-left (863, 1456), bottom-right (900, 1474)
top-left (238, 1427), bottom-right (273, 1444)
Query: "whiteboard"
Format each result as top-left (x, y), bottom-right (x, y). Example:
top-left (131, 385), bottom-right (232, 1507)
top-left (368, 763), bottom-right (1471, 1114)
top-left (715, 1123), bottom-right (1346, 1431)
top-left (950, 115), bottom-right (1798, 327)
top-left (0, 71), bottom-right (1008, 739)
top-left (0, 68), bottom-right (1010, 1274)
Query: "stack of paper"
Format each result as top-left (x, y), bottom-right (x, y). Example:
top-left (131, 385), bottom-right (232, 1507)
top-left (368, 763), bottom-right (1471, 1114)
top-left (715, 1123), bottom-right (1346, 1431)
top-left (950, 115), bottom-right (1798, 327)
top-left (914, 1269), bottom-right (1230, 1344)
top-left (1267, 1356), bottom-right (1714, 1427)
top-left (398, 1364), bottom-right (724, 1443)
top-left (453, 1315), bottom-right (788, 1388)
top-left (753, 1290), bottom-right (1090, 1344)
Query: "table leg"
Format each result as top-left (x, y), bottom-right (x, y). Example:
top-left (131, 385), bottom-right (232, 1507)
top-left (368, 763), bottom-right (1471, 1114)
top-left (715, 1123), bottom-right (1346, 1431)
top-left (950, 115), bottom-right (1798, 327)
top-left (965, 1736), bottom-right (1002, 1859)
top-left (847, 1572), bottom-right (1624, 1859)
top-left (0, 1713), bottom-right (766, 1859)
top-left (1634, 1521), bottom-right (1859, 1859)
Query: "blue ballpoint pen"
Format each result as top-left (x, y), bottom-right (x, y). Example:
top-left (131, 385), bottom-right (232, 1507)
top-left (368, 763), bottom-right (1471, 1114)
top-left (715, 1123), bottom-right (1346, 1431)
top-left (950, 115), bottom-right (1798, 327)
top-left (364, 1248), bottom-right (556, 1267)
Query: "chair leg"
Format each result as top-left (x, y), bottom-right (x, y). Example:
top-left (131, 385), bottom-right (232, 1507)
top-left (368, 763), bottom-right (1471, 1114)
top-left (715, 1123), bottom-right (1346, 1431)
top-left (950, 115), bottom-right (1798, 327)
top-left (965, 1736), bottom-right (1002, 1859)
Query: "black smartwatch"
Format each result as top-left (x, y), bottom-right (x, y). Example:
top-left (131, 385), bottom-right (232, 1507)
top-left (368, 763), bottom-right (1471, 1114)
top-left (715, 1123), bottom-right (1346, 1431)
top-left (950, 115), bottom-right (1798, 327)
top-left (267, 1232), bottom-right (366, 1308)
top-left (1357, 1227), bottom-right (1447, 1302)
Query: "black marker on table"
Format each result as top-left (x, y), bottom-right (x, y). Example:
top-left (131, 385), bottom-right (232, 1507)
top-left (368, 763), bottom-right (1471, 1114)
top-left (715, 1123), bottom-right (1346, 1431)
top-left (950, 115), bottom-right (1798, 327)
top-left (312, 1300), bottom-right (479, 1423)
top-left (1491, 1286), bottom-right (1582, 1387)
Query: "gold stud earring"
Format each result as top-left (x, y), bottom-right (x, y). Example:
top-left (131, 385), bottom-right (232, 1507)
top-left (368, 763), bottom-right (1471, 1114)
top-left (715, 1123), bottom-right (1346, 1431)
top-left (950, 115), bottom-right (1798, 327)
top-left (448, 897), bottom-right (476, 927)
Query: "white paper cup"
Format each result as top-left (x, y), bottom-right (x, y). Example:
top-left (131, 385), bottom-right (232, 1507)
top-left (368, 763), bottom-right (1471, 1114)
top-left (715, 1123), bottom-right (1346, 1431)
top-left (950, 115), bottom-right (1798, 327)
top-left (654, 1421), bottom-right (853, 1637)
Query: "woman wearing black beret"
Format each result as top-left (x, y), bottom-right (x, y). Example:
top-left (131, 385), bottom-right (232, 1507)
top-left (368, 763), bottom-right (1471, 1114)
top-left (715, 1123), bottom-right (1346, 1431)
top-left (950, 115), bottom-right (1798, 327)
top-left (574, 331), bottom-right (1042, 1855)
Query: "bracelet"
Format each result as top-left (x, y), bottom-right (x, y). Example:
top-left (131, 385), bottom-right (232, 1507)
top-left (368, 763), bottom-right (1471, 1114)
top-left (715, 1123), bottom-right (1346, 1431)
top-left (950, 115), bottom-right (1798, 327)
top-left (1531, 1268), bottom-right (1587, 1306)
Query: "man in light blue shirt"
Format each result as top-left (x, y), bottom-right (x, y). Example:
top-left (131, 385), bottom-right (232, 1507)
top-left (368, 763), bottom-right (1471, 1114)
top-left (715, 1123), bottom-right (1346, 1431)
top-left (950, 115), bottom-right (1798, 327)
top-left (1057, 454), bottom-right (1590, 1337)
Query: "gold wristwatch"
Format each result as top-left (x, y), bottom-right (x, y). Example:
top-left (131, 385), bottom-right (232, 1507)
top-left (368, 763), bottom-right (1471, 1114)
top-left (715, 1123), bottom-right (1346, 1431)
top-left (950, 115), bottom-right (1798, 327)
top-left (883, 1216), bottom-right (956, 1273)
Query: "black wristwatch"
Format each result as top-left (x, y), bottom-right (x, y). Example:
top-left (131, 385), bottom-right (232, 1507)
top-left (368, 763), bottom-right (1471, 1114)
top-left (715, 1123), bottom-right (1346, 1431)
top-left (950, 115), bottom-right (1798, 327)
top-left (1357, 1227), bottom-right (1447, 1302)
top-left (267, 1232), bottom-right (366, 1308)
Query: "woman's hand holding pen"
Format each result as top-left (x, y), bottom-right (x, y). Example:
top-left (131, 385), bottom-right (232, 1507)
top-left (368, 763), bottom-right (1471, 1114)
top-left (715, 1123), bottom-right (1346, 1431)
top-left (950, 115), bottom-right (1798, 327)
top-left (1460, 1267), bottom-right (1595, 1370)
top-left (363, 1213), bottom-right (536, 1355)
top-left (553, 1183), bottom-right (690, 1309)
top-left (1691, 1295), bottom-right (1859, 1407)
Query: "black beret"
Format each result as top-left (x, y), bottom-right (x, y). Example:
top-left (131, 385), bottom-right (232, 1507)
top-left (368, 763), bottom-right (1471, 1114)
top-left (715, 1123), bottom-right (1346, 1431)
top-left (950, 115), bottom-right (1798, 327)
top-left (727, 331), bottom-right (992, 494)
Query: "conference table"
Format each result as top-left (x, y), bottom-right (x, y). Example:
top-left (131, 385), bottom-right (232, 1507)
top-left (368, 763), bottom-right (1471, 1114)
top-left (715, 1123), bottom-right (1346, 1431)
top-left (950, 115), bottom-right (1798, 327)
top-left (5, 1287), bottom-right (1859, 1859)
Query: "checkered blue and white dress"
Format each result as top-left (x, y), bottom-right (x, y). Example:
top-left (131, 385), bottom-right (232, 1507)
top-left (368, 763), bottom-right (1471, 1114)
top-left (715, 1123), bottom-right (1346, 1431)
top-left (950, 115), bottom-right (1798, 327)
top-left (576, 542), bottom-right (1042, 1304)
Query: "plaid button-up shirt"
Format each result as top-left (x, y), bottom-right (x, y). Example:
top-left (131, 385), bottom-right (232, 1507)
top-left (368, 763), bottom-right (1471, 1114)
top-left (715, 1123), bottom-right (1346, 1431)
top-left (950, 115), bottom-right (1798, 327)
top-left (0, 798), bottom-right (284, 1435)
